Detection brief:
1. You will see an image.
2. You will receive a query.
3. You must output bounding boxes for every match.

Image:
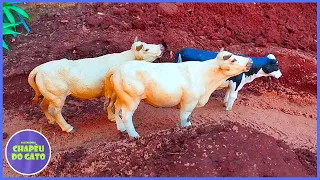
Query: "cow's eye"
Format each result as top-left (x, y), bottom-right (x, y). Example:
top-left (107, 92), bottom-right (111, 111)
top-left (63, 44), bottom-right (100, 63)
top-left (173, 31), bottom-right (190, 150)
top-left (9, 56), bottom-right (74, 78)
top-left (145, 49), bottom-right (149, 52)
top-left (231, 59), bottom-right (236, 63)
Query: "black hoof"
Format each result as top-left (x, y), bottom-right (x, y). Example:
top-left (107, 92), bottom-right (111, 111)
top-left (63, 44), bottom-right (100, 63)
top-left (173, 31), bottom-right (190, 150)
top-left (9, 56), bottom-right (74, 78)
top-left (121, 130), bottom-right (127, 134)
top-left (69, 129), bottom-right (76, 134)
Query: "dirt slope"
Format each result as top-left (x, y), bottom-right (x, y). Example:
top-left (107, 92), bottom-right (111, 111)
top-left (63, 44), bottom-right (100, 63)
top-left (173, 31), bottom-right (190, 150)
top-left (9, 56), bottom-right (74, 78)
top-left (2, 3), bottom-right (317, 177)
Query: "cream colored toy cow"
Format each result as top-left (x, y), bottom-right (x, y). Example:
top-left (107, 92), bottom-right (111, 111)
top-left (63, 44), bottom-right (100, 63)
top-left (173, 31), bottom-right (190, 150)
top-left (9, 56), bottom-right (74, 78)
top-left (105, 48), bottom-right (253, 138)
top-left (28, 37), bottom-right (164, 133)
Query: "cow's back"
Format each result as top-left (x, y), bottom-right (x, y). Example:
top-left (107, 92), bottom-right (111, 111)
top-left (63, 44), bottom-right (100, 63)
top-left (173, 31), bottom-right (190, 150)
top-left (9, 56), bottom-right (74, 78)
top-left (174, 48), bottom-right (218, 62)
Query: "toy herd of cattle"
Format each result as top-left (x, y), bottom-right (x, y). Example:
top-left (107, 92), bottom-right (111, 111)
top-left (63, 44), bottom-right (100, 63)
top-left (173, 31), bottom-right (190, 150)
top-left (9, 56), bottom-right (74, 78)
top-left (28, 37), bottom-right (282, 138)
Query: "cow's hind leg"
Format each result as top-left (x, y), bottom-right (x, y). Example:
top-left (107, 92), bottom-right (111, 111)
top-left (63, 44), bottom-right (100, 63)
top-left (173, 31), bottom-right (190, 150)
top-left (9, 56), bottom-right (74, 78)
top-left (40, 98), bottom-right (56, 125)
top-left (48, 96), bottom-right (74, 133)
top-left (115, 99), bottom-right (140, 138)
top-left (114, 101), bottom-right (127, 133)
top-left (106, 92), bottom-right (116, 122)
top-left (36, 74), bottom-right (73, 133)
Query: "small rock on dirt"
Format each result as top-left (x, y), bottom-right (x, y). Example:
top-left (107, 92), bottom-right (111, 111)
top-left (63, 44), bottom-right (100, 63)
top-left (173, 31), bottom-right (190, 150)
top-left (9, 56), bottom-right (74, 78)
top-left (86, 15), bottom-right (103, 27)
top-left (47, 11), bottom-right (60, 18)
top-left (100, 17), bottom-right (114, 29)
top-left (132, 20), bottom-right (147, 30)
top-left (113, 7), bottom-right (127, 16)
top-left (157, 3), bottom-right (179, 16)
top-left (232, 126), bottom-right (239, 133)
top-left (255, 36), bottom-right (267, 47)
top-left (3, 132), bottom-right (8, 139)
top-left (176, 3), bottom-right (184, 7)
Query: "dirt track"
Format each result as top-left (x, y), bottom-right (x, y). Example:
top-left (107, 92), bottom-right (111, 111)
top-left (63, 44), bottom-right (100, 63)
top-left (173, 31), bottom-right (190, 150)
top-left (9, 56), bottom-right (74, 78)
top-left (2, 3), bottom-right (317, 177)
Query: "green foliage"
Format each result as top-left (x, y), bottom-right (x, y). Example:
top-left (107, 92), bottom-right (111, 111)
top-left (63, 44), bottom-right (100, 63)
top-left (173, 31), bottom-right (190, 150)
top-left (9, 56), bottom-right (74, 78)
top-left (3, 2), bottom-right (31, 25)
top-left (2, 2), bottom-right (31, 51)
top-left (3, 39), bottom-right (9, 50)
top-left (2, 23), bottom-right (20, 50)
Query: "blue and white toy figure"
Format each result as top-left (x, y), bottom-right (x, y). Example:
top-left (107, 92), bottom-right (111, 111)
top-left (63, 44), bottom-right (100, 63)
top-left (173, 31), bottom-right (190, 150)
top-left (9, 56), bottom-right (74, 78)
top-left (174, 48), bottom-right (282, 111)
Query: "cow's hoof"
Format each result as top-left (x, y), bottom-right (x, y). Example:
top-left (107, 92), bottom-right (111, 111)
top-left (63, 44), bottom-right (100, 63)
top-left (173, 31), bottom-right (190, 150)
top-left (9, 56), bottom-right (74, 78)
top-left (66, 127), bottom-right (76, 134)
top-left (134, 136), bottom-right (140, 140)
top-left (32, 98), bottom-right (39, 105)
top-left (69, 129), bottom-right (76, 134)
top-left (128, 131), bottom-right (140, 140)
top-left (108, 118), bottom-right (116, 122)
top-left (129, 135), bottom-right (140, 140)
top-left (120, 129), bottom-right (127, 134)
top-left (48, 120), bottom-right (56, 125)
top-left (226, 109), bottom-right (233, 113)
top-left (117, 126), bottom-right (127, 132)
top-left (181, 122), bottom-right (192, 128)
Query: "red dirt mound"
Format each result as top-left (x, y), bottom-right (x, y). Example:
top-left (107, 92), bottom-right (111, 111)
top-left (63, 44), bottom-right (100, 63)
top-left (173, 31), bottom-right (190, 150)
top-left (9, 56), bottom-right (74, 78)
top-left (37, 121), bottom-right (316, 177)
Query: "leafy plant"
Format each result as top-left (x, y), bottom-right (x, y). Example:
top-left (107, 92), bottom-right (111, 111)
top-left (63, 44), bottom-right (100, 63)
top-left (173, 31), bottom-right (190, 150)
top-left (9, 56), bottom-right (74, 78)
top-left (3, 2), bottom-right (31, 26)
top-left (2, 2), bottom-right (31, 50)
top-left (3, 23), bottom-right (20, 50)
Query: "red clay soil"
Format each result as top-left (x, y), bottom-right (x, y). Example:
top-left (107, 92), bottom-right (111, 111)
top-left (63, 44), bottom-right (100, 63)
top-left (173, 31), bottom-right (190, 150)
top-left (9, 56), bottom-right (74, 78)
top-left (37, 121), bottom-right (316, 177)
top-left (2, 3), bottom-right (317, 177)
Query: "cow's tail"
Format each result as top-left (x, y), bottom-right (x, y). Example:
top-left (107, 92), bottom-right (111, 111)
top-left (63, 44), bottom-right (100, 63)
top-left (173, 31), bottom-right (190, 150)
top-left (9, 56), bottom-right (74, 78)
top-left (27, 66), bottom-right (41, 104)
top-left (105, 68), bottom-right (116, 99)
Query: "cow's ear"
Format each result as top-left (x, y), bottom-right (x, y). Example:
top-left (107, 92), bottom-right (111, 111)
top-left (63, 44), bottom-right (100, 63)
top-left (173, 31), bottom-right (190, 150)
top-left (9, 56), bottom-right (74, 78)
top-left (134, 36), bottom-right (139, 43)
top-left (136, 44), bottom-right (143, 51)
top-left (267, 54), bottom-right (276, 60)
top-left (223, 54), bottom-right (232, 60)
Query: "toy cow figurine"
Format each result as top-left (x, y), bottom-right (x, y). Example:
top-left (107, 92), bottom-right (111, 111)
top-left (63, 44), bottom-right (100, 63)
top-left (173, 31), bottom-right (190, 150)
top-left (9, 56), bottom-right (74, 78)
top-left (174, 48), bottom-right (282, 111)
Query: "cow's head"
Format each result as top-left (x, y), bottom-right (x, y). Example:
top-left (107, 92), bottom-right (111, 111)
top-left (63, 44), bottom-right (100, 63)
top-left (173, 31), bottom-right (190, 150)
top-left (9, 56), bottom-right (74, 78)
top-left (131, 36), bottom-right (165, 62)
top-left (217, 48), bottom-right (253, 76)
top-left (259, 54), bottom-right (282, 78)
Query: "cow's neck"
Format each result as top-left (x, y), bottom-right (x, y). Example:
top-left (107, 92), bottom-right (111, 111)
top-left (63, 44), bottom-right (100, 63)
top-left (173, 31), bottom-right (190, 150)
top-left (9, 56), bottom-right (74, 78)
top-left (244, 56), bottom-right (268, 77)
top-left (119, 50), bottom-right (136, 60)
top-left (244, 69), bottom-right (265, 84)
top-left (202, 61), bottom-right (230, 94)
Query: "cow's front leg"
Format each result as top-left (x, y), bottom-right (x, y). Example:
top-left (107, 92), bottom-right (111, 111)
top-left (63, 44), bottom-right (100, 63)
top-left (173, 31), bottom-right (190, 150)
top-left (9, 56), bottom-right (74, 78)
top-left (122, 108), bottom-right (139, 138)
top-left (223, 87), bottom-right (231, 107)
top-left (226, 91), bottom-right (239, 111)
top-left (180, 101), bottom-right (198, 127)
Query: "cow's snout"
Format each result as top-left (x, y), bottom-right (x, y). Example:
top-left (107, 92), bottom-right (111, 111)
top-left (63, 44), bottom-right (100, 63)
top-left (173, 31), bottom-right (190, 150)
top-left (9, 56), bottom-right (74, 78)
top-left (273, 70), bottom-right (282, 79)
top-left (245, 58), bottom-right (253, 71)
top-left (160, 44), bottom-right (165, 52)
top-left (276, 71), bottom-right (282, 78)
top-left (158, 44), bottom-right (165, 57)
